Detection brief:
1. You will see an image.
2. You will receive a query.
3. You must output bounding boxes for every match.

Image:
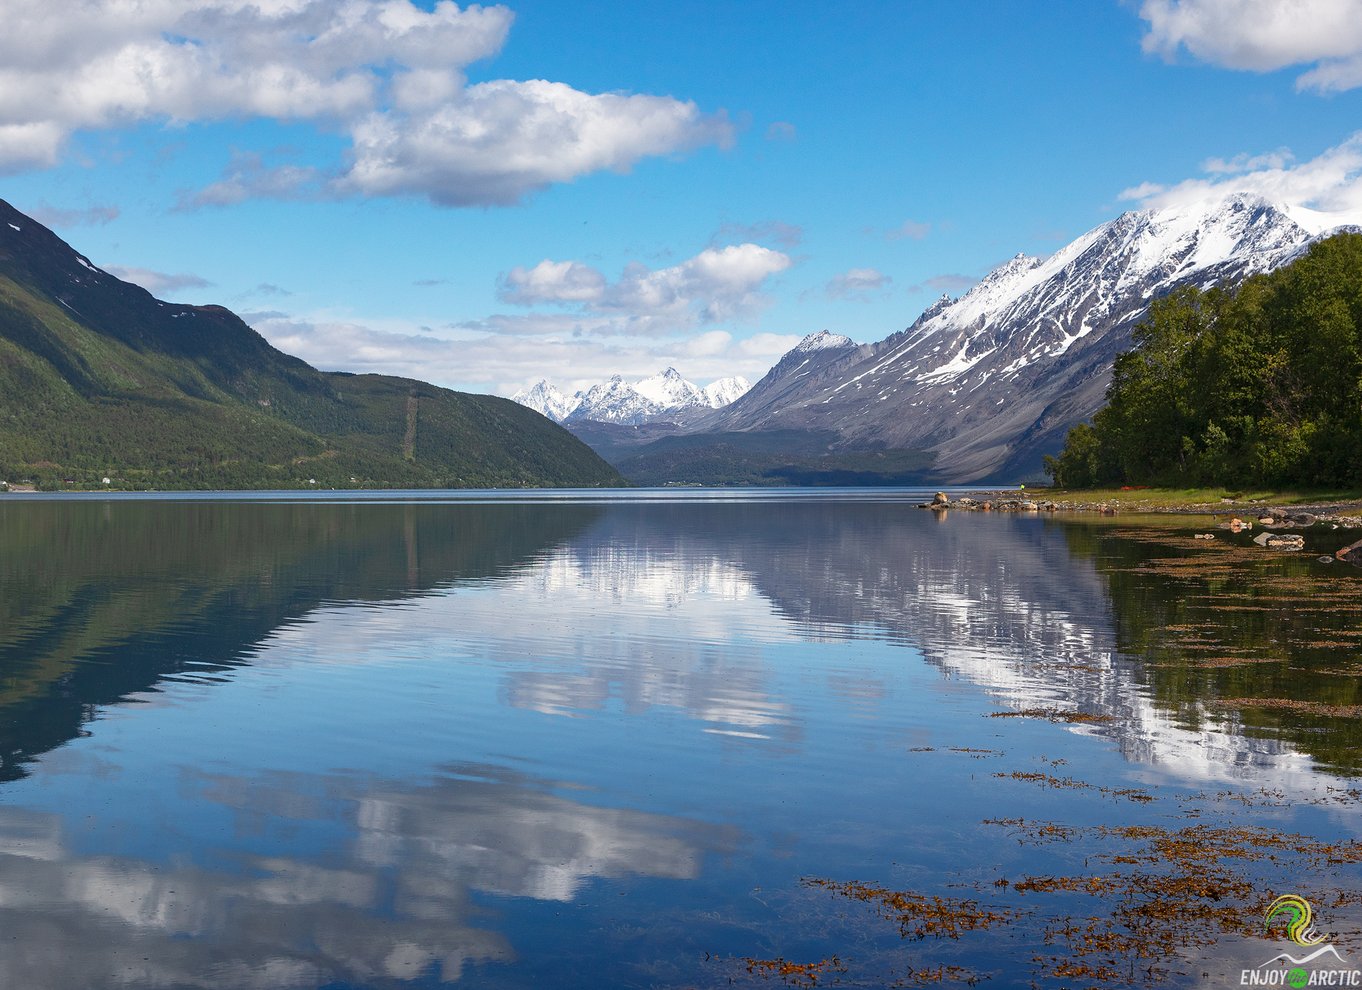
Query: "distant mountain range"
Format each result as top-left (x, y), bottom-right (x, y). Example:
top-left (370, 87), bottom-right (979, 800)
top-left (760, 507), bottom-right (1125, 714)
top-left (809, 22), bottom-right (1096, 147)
top-left (9, 188), bottom-right (1351, 491)
top-left (0, 200), bottom-right (621, 490)
top-left (581, 193), bottom-right (1362, 485)
top-left (513, 368), bottom-right (752, 425)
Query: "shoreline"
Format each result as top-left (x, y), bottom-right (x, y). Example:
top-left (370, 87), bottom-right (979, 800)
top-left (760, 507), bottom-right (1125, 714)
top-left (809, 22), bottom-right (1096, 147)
top-left (956, 487), bottom-right (1362, 517)
top-left (937, 489), bottom-right (1362, 565)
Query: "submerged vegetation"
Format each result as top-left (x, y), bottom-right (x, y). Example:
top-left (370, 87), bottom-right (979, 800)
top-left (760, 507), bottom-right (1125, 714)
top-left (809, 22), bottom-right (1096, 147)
top-left (721, 780), bottom-right (1362, 987)
top-left (1059, 523), bottom-right (1362, 774)
top-left (1046, 233), bottom-right (1362, 490)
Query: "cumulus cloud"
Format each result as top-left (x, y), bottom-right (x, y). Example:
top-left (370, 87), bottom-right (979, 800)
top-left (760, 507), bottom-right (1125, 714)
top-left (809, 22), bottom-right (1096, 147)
top-left (499, 259), bottom-right (609, 305)
top-left (1118, 131), bottom-right (1362, 223)
top-left (0, 121), bottom-right (64, 172)
top-left (0, 0), bottom-right (732, 204)
top-left (764, 121), bottom-right (797, 142)
top-left (341, 80), bottom-right (733, 206)
top-left (497, 243), bottom-right (792, 328)
top-left (1139, 0), bottom-right (1362, 92)
top-left (104, 265), bottom-right (213, 295)
top-left (607, 243), bottom-right (791, 322)
top-left (825, 267), bottom-right (891, 301)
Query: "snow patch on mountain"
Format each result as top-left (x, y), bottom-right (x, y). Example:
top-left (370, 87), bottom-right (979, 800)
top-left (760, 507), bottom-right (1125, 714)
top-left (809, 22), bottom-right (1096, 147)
top-left (794, 330), bottom-right (855, 353)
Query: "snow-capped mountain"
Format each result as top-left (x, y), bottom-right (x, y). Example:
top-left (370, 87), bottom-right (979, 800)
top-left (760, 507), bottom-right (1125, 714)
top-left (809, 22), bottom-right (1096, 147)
top-left (511, 380), bottom-right (581, 422)
top-left (567, 375), bottom-right (663, 425)
top-left (688, 331), bottom-right (860, 431)
top-left (513, 368), bottom-right (751, 425)
top-left (702, 375), bottom-right (752, 408)
top-left (633, 368), bottom-right (708, 411)
top-left (792, 330), bottom-right (855, 353)
top-left (706, 193), bottom-right (1357, 481)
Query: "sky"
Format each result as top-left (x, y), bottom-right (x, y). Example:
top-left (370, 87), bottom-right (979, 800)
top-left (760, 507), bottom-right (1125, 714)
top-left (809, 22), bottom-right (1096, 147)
top-left (3, 0), bottom-right (1362, 397)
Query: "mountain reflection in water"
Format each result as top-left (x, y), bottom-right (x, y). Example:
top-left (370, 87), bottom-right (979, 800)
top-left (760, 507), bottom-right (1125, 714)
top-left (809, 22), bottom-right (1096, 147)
top-left (0, 493), bottom-right (1357, 988)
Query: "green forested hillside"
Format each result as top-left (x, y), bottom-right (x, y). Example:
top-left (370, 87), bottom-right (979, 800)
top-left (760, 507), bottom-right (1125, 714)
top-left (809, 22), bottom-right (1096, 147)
top-left (1046, 232), bottom-right (1362, 489)
top-left (0, 199), bottom-right (622, 489)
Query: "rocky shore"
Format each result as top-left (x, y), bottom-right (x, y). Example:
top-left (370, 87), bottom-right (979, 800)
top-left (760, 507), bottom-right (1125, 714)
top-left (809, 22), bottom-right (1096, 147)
top-left (919, 491), bottom-right (1362, 566)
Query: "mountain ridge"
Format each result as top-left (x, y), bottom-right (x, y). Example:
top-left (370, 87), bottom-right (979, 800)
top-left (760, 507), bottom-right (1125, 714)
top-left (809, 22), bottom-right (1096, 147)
top-left (682, 193), bottom-right (1361, 482)
top-left (0, 199), bottom-right (623, 489)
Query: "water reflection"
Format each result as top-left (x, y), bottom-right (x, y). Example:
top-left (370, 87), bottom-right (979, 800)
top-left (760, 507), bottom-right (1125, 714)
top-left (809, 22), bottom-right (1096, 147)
top-left (0, 500), bottom-right (601, 779)
top-left (5, 498), bottom-right (1353, 789)
top-left (475, 503), bottom-right (1360, 786)
top-left (0, 762), bottom-right (734, 989)
top-left (0, 495), bottom-right (1358, 988)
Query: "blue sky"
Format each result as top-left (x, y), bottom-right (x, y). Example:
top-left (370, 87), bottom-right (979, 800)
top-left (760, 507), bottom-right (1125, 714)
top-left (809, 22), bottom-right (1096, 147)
top-left (3, 0), bottom-right (1362, 396)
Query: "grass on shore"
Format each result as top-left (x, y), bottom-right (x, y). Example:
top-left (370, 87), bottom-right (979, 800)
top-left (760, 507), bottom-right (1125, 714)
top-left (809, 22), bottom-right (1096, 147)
top-left (1016, 486), bottom-right (1362, 511)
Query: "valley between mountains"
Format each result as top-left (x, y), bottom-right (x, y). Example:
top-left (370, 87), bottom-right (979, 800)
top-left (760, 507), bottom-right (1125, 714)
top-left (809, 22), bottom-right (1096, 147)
top-left (2, 191), bottom-right (1359, 490)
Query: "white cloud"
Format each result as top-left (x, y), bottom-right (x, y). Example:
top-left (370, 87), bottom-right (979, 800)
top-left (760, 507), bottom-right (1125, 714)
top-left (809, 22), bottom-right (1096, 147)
top-left (607, 243), bottom-right (790, 322)
top-left (825, 267), bottom-right (891, 301)
top-left (104, 265), bottom-right (213, 295)
top-left (0, 121), bottom-right (64, 172)
top-left (341, 80), bottom-right (733, 206)
top-left (498, 259), bottom-right (608, 305)
top-left (250, 312), bottom-right (800, 397)
top-left (178, 152), bottom-right (326, 210)
top-left (0, 1), bottom-right (731, 204)
top-left (1118, 131), bottom-right (1362, 224)
top-left (1200, 148), bottom-right (1294, 175)
top-left (497, 243), bottom-right (792, 330)
top-left (1139, 0), bottom-right (1362, 91)
top-left (247, 240), bottom-right (795, 393)
top-left (681, 330), bottom-right (733, 357)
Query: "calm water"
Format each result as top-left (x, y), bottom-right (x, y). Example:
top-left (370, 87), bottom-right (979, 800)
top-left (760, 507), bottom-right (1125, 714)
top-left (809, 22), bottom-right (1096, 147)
top-left (0, 491), bottom-right (1359, 988)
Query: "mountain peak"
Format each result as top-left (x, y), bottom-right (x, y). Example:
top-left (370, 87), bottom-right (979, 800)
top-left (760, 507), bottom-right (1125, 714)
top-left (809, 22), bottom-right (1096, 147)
top-left (702, 193), bottom-right (1352, 483)
top-left (702, 375), bottom-right (752, 408)
top-left (511, 380), bottom-right (581, 422)
top-left (980, 253), bottom-right (1043, 285)
top-left (794, 330), bottom-right (854, 353)
top-left (634, 367), bottom-right (707, 411)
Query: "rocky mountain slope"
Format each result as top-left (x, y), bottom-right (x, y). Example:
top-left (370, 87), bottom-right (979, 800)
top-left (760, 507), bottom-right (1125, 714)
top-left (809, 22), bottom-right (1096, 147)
top-left (694, 193), bottom-right (1358, 482)
top-left (0, 199), bottom-right (621, 489)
